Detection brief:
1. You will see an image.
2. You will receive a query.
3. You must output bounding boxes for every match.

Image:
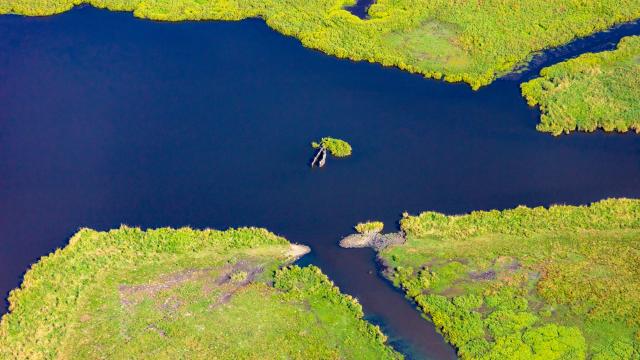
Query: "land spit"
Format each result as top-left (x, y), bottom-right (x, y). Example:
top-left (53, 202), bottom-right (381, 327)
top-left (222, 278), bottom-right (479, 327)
top-left (340, 231), bottom-right (405, 251)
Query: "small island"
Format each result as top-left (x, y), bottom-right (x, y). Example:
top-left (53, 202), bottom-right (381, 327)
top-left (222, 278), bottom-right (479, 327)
top-left (312, 137), bottom-right (352, 158)
top-left (521, 36), bottom-right (640, 135)
top-left (374, 199), bottom-right (640, 359)
top-left (340, 221), bottom-right (405, 250)
top-left (0, 227), bottom-right (401, 359)
top-left (311, 137), bottom-right (352, 167)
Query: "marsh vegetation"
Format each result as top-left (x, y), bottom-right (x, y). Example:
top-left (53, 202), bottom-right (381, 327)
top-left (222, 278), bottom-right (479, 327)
top-left (3, 0), bottom-right (640, 88)
top-left (522, 36), bottom-right (640, 135)
top-left (0, 227), bottom-right (400, 359)
top-left (355, 221), bottom-right (384, 234)
top-left (380, 199), bottom-right (640, 359)
top-left (2, 3), bottom-right (640, 359)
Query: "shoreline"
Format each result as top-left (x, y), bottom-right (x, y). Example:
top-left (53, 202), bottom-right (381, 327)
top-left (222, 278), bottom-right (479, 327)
top-left (3, 3), bottom-right (640, 90)
top-left (7, 7), bottom-right (640, 358)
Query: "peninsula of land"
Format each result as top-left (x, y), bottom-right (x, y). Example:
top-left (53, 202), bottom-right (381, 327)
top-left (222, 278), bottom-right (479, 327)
top-left (372, 199), bottom-right (640, 359)
top-left (522, 36), bottom-right (640, 135)
top-left (0, 227), bottom-right (401, 359)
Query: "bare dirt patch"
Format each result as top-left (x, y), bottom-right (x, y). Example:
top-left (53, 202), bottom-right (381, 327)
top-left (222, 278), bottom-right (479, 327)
top-left (469, 270), bottom-right (497, 281)
top-left (340, 231), bottom-right (405, 251)
top-left (119, 269), bottom-right (213, 309)
top-left (119, 260), bottom-right (267, 311)
top-left (286, 244), bottom-right (311, 259)
top-left (209, 261), bottom-right (265, 308)
top-left (440, 286), bottom-right (466, 297)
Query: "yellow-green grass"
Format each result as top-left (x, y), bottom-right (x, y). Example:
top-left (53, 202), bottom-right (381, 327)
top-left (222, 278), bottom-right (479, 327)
top-left (0, 226), bottom-right (401, 359)
top-left (381, 199), bottom-right (640, 359)
top-left (522, 36), bottom-right (640, 135)
top-left (2, 1), bottom-right (640, 89)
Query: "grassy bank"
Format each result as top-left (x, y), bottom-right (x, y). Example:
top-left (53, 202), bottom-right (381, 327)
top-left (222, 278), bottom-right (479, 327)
top-left (522, 36), bottom-right (640, 135)
top-left (0, 226), bottom-right (401, 359)
top-left (2, 1), bottom-right (640, 89)
top-left (379, 199), bottom-right (640, 359)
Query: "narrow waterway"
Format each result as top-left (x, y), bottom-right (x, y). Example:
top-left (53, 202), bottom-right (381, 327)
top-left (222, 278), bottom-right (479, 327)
top-left (1, 7), bottom-right (640, 359)
top-left (510, 19), bottom-right (640, 80)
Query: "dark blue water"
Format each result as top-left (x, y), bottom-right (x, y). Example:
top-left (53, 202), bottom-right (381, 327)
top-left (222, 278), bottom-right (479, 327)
top-left (345, 0), bottom-right (376, 19)
top-left (1, 6), bottom-right (640, 359)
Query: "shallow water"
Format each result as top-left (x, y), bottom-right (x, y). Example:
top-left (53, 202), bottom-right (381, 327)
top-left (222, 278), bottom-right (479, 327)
top-left (1, 7), bottom-right (640, 359)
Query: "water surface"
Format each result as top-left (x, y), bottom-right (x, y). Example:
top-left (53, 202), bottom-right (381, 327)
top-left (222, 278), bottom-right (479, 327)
top-left (345, 0), bottom-right (376, 19)
top-left (1, 7), bottom-right (640, 359)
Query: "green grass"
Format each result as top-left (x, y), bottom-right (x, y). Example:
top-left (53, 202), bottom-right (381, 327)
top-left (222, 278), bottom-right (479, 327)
top-left (2, 0), bottom-right (640, 89)
top-left (0, 226), bottom-right (401, 359)
top-left (312, 137), bottom-right (352, 158)
top-left (522, 36), bottom-right (640, 135)
top-left (380, 199), bottom-right (640, 359)
top-left (355, 221), bottom-right (384, 234)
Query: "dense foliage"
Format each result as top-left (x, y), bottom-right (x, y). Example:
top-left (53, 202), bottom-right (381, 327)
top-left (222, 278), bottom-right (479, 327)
top-left (0, 227), bottom-right (400, 359)
top-left (354, 221), bottom-right (384, 233)
top-left (312, 137), bottom-right (353, 157)
top-left (3, 1), bottom-right (640, 89)
top-left (382, 199), bottom-right (640, 359)
top-left (522, 36), bottom-right (640, 135)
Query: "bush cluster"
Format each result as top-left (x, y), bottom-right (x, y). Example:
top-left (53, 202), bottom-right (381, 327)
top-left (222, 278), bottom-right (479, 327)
top-left (312, 137), bottom-right (352, 157)
top-left (384, 199), bottom-right (640, 359)
top-left (522, 36), bottom-right (640, 135)
top-left (354, 221), bottom-right (384, 233)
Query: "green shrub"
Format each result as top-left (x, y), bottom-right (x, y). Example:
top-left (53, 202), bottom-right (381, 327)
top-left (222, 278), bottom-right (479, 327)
top-left (312, 137), bottom-right (352, 157)
top-left (355, 221), bottom-right (384, 233)
top-left (383, 199), bottom-right (640, 359)
top-left (522, 36), bottom-right (640, 135)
